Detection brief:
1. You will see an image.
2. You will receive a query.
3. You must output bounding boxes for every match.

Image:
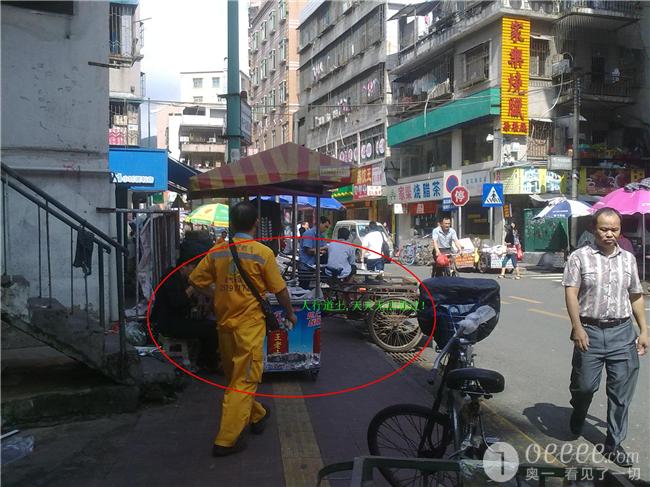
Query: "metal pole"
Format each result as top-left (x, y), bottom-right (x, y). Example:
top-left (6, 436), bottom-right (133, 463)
top-left (642, 213), bottom-right (646, 282)
top-left (315, 196), bottom-right (321, 299)
top-left (570, 74), bottom-right (581, 249)
top-left (489, 207), bottom-right (494, 242)
top-left (147, 97), bottom-right (151, 147)
top-left (226, 0), bottom-right (241, 164)
top-left (291, 195), bottom-right (297, 280)
top-left (257, 194), bottom-right (261, 240)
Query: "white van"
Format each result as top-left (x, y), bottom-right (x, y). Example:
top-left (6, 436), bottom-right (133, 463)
top-left (331, 220), bottom-right (394, 260)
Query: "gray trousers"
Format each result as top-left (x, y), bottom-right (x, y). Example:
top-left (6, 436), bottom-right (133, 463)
top-left (569, 320), bottom-right (639, 448)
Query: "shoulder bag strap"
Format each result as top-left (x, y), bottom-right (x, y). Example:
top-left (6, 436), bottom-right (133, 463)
top-left (229, 243), bottom-right (265, 305)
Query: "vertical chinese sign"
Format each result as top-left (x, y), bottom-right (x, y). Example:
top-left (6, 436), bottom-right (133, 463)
top-left (501, 17), bottom-right (530, 136)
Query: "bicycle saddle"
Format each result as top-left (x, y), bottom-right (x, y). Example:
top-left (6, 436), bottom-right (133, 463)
top-left (446, 367), bottom-right (505, 394)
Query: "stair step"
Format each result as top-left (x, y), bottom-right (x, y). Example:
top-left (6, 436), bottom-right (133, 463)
top-left (1, 348), bottom-right (139, 428)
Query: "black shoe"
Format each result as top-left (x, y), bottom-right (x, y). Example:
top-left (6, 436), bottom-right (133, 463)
top-left (251, 405), bottom-right (271, 435)
top-left (212, 438), bottom-right (247, 457)
top-left (569, 410), bottom-right (584, 436)
top-left (603, 446), bottom-right (634, 468)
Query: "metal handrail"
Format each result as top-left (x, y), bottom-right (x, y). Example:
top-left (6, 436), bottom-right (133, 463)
top-left (1, 163), bottom-right (127, 255)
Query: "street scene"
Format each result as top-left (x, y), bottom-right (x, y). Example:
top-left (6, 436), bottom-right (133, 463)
top-left (1, 0), bottom-right (649, 486)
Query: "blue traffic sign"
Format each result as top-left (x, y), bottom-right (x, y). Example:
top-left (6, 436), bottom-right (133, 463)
top-left (442, 197), bottom-right (453, 212)
top-left (482, 183), bottom-right (504, 207)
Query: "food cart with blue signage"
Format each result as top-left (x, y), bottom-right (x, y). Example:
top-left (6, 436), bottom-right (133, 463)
top-left (188, 142), bottom-right (353, 379)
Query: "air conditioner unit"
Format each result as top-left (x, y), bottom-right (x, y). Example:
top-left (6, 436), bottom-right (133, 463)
top-left (180, 136), bottom-right (189, 142)
top-left (208, 137), bottom-right (217, 143)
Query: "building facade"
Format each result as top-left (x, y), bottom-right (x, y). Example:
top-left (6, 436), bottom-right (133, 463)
top-left (249, 0), bottom-right (306, 154)
top-left (385, 0), bottom-right (648, 249)
top-left (297, 0), bottom-right (408, 224)
top-left (1, 1), bottom-right (115, 312)
top-left (157, 70), bottom-right (250, 172)
top-left (108, 0), bottom-right (144, 148)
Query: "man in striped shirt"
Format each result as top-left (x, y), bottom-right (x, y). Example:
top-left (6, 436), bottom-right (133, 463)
top-left (563, 207), bottom-right (648, 467)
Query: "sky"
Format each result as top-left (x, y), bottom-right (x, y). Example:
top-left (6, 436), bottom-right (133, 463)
top-left (139, 0), bottom-right (250, 138)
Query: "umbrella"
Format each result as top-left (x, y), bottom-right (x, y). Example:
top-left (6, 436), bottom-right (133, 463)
top-left (591, 184), bottom-right (650, 280)
top-left (185, 203), bottom-right (229, 227)
top-left (533, 198), bottom-right (592, 219)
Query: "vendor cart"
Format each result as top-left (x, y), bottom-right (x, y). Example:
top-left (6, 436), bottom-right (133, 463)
top-left (189, 143), bottom-right (353, 377)
top-left (476, 241), bottom-right (514, 273)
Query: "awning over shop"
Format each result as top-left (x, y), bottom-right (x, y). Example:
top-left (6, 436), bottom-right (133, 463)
top-left (167, 156), bottom-right (200, 193)
top-left (387, 1), bottom-right (438, 21)
top-left (258, 195), bottom-right (344, 209)
top-left (189, 142), bottom-right (353, 199)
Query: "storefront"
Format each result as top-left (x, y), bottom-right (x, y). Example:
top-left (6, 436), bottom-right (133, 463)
top-left (388, 169), bottom-right (491, 243)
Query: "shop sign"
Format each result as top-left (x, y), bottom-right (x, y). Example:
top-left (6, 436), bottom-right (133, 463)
top-left (386, 177), bottom-right (443, 204)
top-left (353, 184), bottom-right (382, 200)
top-left (503, 203), bottom-right (512, 218)
top-left (442, 198), bottom-right (453, 212)
top-left (579, 167), bottom-right (646, 196)
top-left (394, 203), bottom-right (404, 214)
top-left (501, 17), bottom-right (530, 136)
top-left (495, 167), bottom-right (568, 195)
top-left (462, 170), bottom-right (491, 197)
top-left (337, 137), bottom-right (386, 164)
top-left (408, 201), bottom-right (438, 215)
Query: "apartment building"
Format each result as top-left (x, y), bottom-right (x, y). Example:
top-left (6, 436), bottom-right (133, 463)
top-left (157, 70), bottom-right (250, 172)
top-left (297, 0), bottom-right (408, 223)
top-left (249, 0), bottom-right (306, 154)
top-left (385, 0), bottom-right (648, 247)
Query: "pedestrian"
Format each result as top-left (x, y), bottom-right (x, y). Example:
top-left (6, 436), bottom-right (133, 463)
top-left (499, 222), bottom-right (521, 279)
top-left (618, 233), bottom-right (634, 254)
top-left (562, 207), bottom-right (648, 467)
top-left (326, 227), bottom-right (357, 280)
top-left (431, 215), bottom-right (463, 277)
top-left (361, 221), bottom-right (386, 272)
top-left (152, 246), bottom-right (219, 372)
top-left (189, 201), bottom-right (298, 457)
top-left (215, 230), bottom-right (228, 246)
top-left (297, 216), bottom-right (331, 289)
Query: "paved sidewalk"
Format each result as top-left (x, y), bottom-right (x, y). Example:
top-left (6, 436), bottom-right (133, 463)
top-left (2, 318), bottom-right (432, 487)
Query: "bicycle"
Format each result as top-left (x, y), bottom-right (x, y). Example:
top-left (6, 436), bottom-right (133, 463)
top-left (431, 252), bottom-right (460, 278)
top-left (367, 279), bottom-right (503, 487)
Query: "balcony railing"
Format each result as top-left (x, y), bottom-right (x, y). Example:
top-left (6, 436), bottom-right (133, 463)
top-left (558, 0), bottom-right (641, 16)
top-left (582, 73), bottom-right (632, 98)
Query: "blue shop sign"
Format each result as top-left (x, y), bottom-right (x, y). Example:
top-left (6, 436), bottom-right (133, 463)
top-left (109, 148), bottom-right (168, 192)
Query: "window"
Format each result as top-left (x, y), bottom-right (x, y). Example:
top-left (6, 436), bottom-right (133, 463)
top-left (279, 0), bottom-right (287, 20)
top-left (279, 81), bottom-right (288, 103)
top-left (193, 96), bottom-right (203, 103)
top-left (109, 4), bottom-right (135, 56)
top-left (270, 89), bottom-right (276, 111)
top-left (212, 77), bottom-right (221, 89)
top-left (271, 129), bottom-right (276, 147)
top-left (270, 49), bottom-right (277, 71)
top-left (462, 121), bottom-right (493, 165)
top-left (209, 109), bottom-right (222, 118)
top-left (183, 106), bottom-right (206, 116)
top-left (281, 124), bottom-right (288, 144)
top-left (261, 59), bottom-right (267, 79)
top-left (252, 30), bottom-right (259, 50)
top-left (193, 77), bottom-right (203, 88)
top-left (261, 21), bottom-right (268, 40)
top-left (530, 38), bottom-right (550, 77)
top-left (280, 38), bottom-right (288, 62)
top-left (269, 10), bottom-right (276, 33)
top-left (463, 42), bottom-right (490, 84)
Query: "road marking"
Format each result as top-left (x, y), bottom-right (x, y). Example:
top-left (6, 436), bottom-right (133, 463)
top-left (528, 308), bottom-right (570, 321)
top-left (508, 296), bottom-right (543, 304)
top-left (530, 275), bottom-right (564, 280)
top-left (501, 300), bottom-right (512, 305)
top-left (273, 383), bottom-right (328, 487)
top-left (483, 403), bottom-right (563, 466)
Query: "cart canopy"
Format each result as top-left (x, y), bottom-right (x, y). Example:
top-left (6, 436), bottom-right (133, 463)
top-left (188, 142), bottom-right (353, 199)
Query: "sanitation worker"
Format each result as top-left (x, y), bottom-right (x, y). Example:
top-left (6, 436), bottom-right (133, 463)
top-left (190, 201), bottom-right (298, 456)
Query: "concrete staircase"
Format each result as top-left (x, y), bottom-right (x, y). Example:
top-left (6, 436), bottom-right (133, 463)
top-left (1, 275), bottom-right (187, 428)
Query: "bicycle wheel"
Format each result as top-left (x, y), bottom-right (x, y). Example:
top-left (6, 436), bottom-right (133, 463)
top-left (368, 404), bottom-right (456, 487)
top-left (369, 298), bottom-right (423, 352)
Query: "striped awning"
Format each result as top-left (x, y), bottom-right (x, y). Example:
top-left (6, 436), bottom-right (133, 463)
top-left (189, 143), bottom-right (353, 199)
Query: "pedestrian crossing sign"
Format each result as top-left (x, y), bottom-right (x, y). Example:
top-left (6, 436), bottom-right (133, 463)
top-left (482, 183), bottom-right (504, 207)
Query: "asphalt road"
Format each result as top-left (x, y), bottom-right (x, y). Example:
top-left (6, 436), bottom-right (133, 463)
top-left (385, 262), bottom-right (650, 481)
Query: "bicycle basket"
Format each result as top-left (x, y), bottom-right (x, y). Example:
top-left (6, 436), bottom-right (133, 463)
top-left (417, 277), bottom-right (501, 347)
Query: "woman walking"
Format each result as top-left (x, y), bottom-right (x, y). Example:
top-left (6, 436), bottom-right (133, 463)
top-left (499, 221), bottom-right (521, 279)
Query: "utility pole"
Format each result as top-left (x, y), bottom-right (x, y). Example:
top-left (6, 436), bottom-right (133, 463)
top-left (226, 0), bottom-right (241, 164)
top-left (570, 72), bottom-right (581, 248)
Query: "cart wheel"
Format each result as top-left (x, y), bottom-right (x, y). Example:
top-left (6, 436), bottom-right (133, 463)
top-left (368, 298), bottom-right (423, 352)
top-left (307, 369), bottom-right (320, 381)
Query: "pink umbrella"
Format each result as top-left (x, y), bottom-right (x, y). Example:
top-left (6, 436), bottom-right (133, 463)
top-left (591, 186), bottom-right (650, 280)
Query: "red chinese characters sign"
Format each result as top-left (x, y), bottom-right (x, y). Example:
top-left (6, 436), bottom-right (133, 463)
top-left (501, 18), bottom-right (530, 136)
